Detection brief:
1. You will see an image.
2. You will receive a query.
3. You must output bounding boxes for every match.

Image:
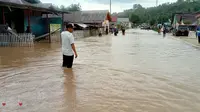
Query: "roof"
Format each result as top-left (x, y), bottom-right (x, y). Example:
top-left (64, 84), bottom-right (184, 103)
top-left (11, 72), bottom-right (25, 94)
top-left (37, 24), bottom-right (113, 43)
top-left (64, 11), bottom-right (82, 23)
top-left (64, 10), bottom-right (109, 23)
top-left (174, 13), bottom-right (197, 24)
top-left (42, 10), bottom-right (109, 23)
top-left (0, 0), bottom-right (69, 14)
top-left (117, 18), bottom-right (130, 22)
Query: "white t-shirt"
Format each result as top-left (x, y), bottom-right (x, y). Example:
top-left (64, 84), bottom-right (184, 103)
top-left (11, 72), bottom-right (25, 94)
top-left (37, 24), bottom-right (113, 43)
top-left (61, 31), bottom-right (75, 56)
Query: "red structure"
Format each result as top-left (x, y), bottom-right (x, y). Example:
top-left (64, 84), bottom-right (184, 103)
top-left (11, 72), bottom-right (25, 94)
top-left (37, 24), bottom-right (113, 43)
top-left (111, 16), bottom-right (117, 22)
top-left (106, 12), bottom-right (112, 21)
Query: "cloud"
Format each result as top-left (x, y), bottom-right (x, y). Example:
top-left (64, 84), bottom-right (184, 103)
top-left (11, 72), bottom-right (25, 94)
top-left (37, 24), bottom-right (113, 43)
top-left (79, 0), bottom-right (176, 5)
top-left (40, 0), bottom-right (177, 12)
top-left (87, 0), bottom-right (135, 4)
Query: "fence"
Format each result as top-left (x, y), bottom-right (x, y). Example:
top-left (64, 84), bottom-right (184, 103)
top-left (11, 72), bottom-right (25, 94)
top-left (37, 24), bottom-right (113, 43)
top-left (73, 30), bottom-right (90, 39)
top-left (0, 33), bottom-right (35, 47)
top-left (73, 30), bottom-right (98, 39)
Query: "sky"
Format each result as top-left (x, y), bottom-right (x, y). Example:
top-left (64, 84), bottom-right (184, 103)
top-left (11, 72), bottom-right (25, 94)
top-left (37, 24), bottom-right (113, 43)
top-left (40, 0), bottom-right (177, 13)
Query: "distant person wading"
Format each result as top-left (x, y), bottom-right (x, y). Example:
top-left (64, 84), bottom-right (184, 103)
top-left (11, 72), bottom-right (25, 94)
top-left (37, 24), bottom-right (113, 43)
top-left (162, 24), bottom-right (167, 37)
top-left (61, 24), bottom-right (78, 68)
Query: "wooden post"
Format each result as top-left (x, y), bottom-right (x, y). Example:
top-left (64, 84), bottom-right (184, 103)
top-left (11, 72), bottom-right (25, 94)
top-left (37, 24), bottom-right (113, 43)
top-left (28, 10), bottom-right (30, 27)
top-left (62, 13), bottom-right (64, 31)
top-left (47, 14), bottom-right (51, 43)
top-left (61, 13), bottom-right (64, 44)
top-left (2, 7), bottom-right (5, 24)
top-left (26, 9), bottom-right (31, 33)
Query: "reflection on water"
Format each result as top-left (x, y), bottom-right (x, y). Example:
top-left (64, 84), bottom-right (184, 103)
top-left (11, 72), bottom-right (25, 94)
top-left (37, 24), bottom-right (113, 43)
top-left (0, 29), bottom-right (200, 112)
top-left (63, 69), bottom-right (77, 112)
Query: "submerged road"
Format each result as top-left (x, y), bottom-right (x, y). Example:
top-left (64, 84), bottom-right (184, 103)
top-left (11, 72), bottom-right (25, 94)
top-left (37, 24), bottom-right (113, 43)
top-left (0, 29), bottom-right (200, 112)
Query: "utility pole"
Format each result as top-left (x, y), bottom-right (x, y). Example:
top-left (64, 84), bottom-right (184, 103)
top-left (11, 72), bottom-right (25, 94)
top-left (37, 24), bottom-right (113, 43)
top-left (156, 0), bottom-right (158, 7)
top-left (110, 0), bottom-right (111, 14)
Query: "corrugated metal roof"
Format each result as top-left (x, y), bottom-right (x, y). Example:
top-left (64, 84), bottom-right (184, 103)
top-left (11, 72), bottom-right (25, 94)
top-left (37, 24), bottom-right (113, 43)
top-left (64, 10), bottom-right (109, 23)
top-left (0, 0), bottom-right (23, 4)
top-left (64, 11), bottom-right (82, 23)
top-left (0, 0), bottom-right (65, 13)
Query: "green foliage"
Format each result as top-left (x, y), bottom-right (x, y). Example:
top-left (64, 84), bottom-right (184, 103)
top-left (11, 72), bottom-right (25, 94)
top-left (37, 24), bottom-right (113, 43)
top-left (150, 19), bottom-right (156, 25)
top-left (129, 13), bottom-right (140, 23)
top-left (119, 0), bottom-right (200, 25)
top-left (60, 3), bottom-right (81, 12)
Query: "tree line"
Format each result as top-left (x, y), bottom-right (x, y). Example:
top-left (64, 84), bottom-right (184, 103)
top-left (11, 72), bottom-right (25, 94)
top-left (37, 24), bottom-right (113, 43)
top-left (60, 4), bottom-right (81, 12)
top-left (116, 0), bottom-right (200, 25)
top-left (51, 3), bottom-right (81, 12)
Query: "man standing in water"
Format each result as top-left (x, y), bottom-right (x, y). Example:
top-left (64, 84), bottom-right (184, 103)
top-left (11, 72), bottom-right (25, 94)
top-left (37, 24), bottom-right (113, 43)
top-left (61, 24), bottom-right (78, 68)
top-left (121, 26), bottom-right (125, 35)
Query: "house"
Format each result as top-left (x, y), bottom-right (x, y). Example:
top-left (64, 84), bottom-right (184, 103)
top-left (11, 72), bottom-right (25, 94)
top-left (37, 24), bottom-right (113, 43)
top-left (44, 10), bottom-right (111, 36)
top-left (194, 12), bottom-right (200, 25)
top-left (110, 16), bottom-right (117, 26)
top-left (43, 10), bottom-right (111, 28)
top-left (117, 18), bottom-right (132, 28)
top-left (63, 10), bottom-right (110, 27)
top-left (172, 13), bottom-right (198, 31)
top-left (0, 0), bottom-right (68, 38)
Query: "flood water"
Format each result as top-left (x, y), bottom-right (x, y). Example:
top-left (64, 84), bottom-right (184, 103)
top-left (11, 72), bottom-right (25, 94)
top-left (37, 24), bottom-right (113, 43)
top-left (0, 29), bottom-right (200, 112)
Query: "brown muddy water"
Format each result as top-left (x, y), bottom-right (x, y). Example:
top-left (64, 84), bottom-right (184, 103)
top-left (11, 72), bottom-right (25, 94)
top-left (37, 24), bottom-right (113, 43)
top-left (0, 29), bottom-right (200, 112)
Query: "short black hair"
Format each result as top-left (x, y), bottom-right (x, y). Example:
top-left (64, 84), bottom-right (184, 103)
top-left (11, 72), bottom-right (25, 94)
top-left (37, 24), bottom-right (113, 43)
top-left (66, 24), bottom-right (73, 29)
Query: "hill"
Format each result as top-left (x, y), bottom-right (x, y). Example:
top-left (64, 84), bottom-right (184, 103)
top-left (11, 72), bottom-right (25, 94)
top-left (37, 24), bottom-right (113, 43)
top-left (117, 0), bottom-right (200, 25)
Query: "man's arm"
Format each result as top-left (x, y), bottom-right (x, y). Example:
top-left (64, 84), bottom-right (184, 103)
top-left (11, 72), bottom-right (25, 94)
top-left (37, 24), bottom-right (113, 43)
top-left (69, 34), bottom-right (78, 58)
top-left (71, 43), bottom-right (78, 58)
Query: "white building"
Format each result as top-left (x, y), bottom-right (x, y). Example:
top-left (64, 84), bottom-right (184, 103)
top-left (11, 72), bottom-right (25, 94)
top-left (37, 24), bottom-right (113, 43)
top-left (117, 18), bottom-right (132, 28)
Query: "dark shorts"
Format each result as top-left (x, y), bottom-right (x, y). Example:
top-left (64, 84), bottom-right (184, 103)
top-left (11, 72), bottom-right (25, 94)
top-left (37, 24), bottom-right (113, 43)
top-left (62, 55), bottom-right (74, 68)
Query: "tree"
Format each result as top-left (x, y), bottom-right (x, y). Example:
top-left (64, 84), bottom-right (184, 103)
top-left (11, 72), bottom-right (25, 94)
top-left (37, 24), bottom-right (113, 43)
top-left (60, 5), bottom-right (65, 11)
top-left (129, 13), bottom-right (140, 23)
top-left (60, 3), bottom-right (81, 12)
top-left (177, 0), bottom-right (184, 3)
top-left (65, 4), bottom-right (81, 11)
top-left (133, 4), bottom-right (143, 10)
top-left (150, 19), bottom-right (156, 25)
top-left (116, 0), bottom-right (200, 26)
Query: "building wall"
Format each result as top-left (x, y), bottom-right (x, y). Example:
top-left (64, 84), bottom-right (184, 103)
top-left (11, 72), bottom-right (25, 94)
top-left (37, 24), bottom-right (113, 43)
top-left (24, 13), bottom-right (62, 37)
top-left (48, 17), bottom-right (62, 32)
top-left (24, 16), bottom-right (45, 36)
top-left (0, 7), bottom-right (24, 33)
top-left (197, 18), bottom-right (200, 25)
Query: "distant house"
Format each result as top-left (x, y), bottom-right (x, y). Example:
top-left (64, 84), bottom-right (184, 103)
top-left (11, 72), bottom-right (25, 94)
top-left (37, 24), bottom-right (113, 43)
top-left (194, 12), bottom-right (200, 26)
top-left (44, 10), bottom-right (110, 29)
top-left (172, 13), bottom-right (197, 25)
top-left (172, 13), bottom-right (200, 31)
top-left (117, 18), bottom-right (131, 28)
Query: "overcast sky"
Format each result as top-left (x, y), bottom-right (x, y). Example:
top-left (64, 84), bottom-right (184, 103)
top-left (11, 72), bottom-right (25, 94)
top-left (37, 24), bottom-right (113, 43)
top-left (40, 0), bottom-right (177, 12)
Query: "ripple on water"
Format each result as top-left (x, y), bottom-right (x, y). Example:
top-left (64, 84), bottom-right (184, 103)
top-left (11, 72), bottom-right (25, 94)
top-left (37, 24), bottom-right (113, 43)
top-left (1, 30), bottom-right (200, 112)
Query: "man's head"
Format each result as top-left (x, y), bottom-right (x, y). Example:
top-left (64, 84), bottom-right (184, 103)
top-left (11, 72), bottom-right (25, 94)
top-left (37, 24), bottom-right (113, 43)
top-left (66, 24), bottom-right (74, 33)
